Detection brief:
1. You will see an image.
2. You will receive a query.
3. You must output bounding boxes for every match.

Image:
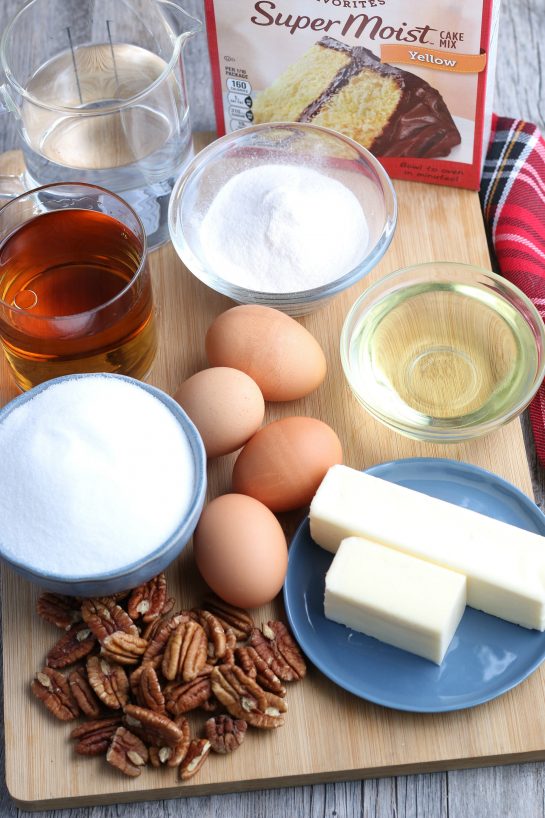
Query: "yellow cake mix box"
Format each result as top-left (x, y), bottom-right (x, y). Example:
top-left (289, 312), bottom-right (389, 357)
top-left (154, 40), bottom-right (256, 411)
top-left (204, 0), bottom-right (501, 189)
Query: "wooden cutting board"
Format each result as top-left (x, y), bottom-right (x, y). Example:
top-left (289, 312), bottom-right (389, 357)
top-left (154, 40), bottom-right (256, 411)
top-left (2, 136), bottom-right (543, 810)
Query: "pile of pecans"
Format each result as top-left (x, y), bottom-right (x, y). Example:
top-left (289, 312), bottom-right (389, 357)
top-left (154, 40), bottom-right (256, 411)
top-left (30, 573), bottom-right (306, 781)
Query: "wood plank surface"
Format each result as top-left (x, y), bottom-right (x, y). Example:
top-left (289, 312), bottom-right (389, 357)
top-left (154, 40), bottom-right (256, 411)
top-left (0, 0), bottom-right (544, 816)
top-left (1, 134), bottom-right (543, 810)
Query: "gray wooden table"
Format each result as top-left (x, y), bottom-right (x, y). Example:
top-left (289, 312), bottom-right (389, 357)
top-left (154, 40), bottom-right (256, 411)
top-left (0, 0), bottom-right (544, 815)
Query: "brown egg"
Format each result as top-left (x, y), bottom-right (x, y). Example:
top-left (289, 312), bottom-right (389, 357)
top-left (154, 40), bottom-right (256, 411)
top-left (205, 304), bottom-right (327, 401)
top-left (174, 367), bottom-right (265, 458)
top-left (232, 416), bottom-right (343, 512)
top-left (193, 493), bottom-right (288, 609)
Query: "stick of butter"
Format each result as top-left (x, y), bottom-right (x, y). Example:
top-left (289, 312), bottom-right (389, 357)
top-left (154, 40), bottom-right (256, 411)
top-left (310, 464), bottom-right (545, 630)
top-left (325, 536), bottom-right (467, 664)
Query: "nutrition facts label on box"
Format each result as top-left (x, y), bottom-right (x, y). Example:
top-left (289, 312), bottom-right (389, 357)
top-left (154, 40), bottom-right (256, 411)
top-left (225, 76), bottom-right (254, 130)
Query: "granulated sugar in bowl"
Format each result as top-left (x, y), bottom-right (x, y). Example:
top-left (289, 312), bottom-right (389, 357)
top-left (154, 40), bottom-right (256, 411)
top-left (0, 373), bottom-right (206, 595)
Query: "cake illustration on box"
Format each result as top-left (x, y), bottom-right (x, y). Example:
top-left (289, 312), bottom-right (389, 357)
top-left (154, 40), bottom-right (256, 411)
top-left (253, 37), bottom-right (461, 159)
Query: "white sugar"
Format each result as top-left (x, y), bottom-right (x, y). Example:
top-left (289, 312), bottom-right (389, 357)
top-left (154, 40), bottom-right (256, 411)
top-left (0, 377), bottom-right (195, 577)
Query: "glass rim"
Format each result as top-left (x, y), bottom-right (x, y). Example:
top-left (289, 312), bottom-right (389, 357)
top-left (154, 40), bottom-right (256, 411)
top-left (0, 0), bottom-right (193, 115)
top-left (0, 181), bottom-right (148, 321)
top-left (342, 261), bottom-right (545, 329)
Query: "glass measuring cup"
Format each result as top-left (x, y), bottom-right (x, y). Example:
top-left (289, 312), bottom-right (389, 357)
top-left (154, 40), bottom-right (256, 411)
top-left (0, 0), bottom-right (201, 249)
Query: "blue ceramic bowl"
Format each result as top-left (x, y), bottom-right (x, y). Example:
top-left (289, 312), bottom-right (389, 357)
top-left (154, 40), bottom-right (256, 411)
top-left (0, 373), bottom-right (207, 596)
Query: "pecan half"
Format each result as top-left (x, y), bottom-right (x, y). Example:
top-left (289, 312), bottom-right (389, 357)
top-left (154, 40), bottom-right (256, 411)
top-left (205, 714), bottom-right (247, 754)
top-left (141, 611), bottom-right (172, 642)
top-left (264, 690), bottom-right (288, 716)
top-left (164, 677), bottom-right (212, 716)
top-left (149, 716), bottom-right (191, 768)
top-left (190, 609), bottom-right (227, 661)
top-left (162, 597), bottom-right (176, 616)
top-left (148, 746), bottom-right (162, 768)
top-left (167, 716), bottom-right (191, 767)
top-left (46, 623), bottom-right (96, 669)
top-left (249, 621), bottom-right (306, 682)
top-left (129, 664), bottom-right (145, 702)
top-left (127, 655), bottom-right (163, 705)
top-left (31, 667), bottom-right (80, 721)
top-left (162, 621), bottom-right (207, 682)
top-left (222, 628), bottom-right (237, 666)
top-left (245, 693), bottom-right (287, 729)
top-left (235, 646), bottom-right (287, 697)
top-left (81, 598), bottom-right (138, 644)
top-left (101, 631), bottom-right (149, 666)
top-left (210, 665), bottom-right (285, 729)
top-left (127, 573), bottom-right (167, 623)
top-left (86, 655), bottom-right (129, 709)
top-left (141, 612), bottom-right (190, 664)
top-left (138, 665), bottom-right (166, 714)
top-left (68, 668), bottom-right (102, 717)
top-left (123, 704), bottom-right (185, 748)
top-left (211, 664), bottom-right (267, 712)
top-left (106, 727), bottom-right (148, 777)
top-left (70, 716), bottom-right (122, 756)
top-left (234, 646), bottom-right (256, 679)
top-left (202, 596), bottom-right (254, 640)
top-left (36, 593), bottom-right (81, 630)
top-left (179, 739), bottom-right (211, 781)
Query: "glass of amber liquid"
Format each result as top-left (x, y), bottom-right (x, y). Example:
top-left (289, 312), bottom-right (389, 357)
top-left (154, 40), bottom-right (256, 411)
top-left (0, 183), bottom-right (157, 390)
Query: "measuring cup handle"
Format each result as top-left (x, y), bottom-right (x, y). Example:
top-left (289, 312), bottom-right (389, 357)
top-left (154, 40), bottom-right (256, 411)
top-left (0, 172), bottom-right (27, 200)
top-left (0, 84), bottom-right (27, 199)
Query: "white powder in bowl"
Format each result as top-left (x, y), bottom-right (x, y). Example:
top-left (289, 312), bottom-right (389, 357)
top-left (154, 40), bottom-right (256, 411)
top-left (0, 376), bottom-right (196, 577)
top-left (199, 164), bottom-right (369, 293)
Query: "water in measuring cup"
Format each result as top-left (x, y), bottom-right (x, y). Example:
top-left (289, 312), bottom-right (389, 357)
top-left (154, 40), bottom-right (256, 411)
top-left (20, 43), bottom-right (193, 248)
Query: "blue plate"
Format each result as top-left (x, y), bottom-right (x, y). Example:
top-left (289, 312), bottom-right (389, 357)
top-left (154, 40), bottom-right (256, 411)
top-left (283, 457), bottom-right (545, 712)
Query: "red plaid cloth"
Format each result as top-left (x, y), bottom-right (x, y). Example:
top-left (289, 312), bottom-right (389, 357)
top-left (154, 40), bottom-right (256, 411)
top-left (481, 115), bottom-right (545, 463)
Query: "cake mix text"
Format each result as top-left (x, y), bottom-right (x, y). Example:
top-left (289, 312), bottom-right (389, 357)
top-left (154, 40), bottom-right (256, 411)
top-left (251, 1), bottom-right (437, 43)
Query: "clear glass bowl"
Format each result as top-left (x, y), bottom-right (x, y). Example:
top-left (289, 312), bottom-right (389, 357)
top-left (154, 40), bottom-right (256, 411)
top-left (340, 262), bottom-right (545, 442)
top-left (168, 123), bottom-right (397, 317)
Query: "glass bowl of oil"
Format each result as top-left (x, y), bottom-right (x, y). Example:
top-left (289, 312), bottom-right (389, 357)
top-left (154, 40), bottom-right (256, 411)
top-left (340, 262), bottom-right (545, 442)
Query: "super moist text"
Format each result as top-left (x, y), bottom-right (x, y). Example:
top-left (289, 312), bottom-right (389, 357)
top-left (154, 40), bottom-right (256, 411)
top-left (251, 1), bottom-right (437, 44)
